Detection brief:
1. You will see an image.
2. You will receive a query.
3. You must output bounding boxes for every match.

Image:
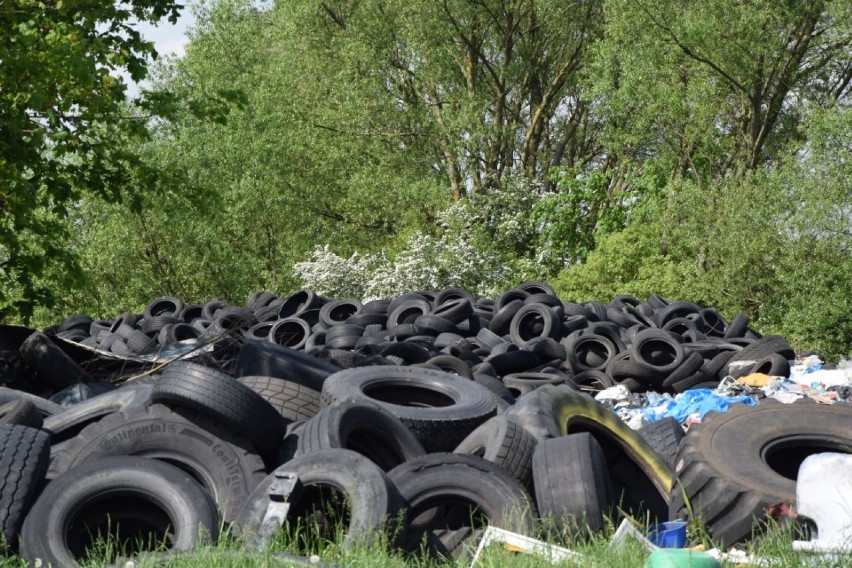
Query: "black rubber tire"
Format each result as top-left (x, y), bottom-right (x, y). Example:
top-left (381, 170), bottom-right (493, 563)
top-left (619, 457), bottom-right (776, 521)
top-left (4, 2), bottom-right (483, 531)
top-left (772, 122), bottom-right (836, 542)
top-left (43, 383), bottom-right (153, 446)
top-left (20, 456), bottom-right (218, 567)
top-left (388, 453), bottom-right (535, 555)
top-left (723, 313), bottom-right (750, 338)
top-left (748, 353), bottom-right (791, 378)
top-left (564, 334), bottom-right (619, 372)
top-left (235, 449), bottom-right (404, 548)
top-left (630, 329), bottom-right (685, 376)
top-left (297, 398), bottom-right (426, 471)
top-left (472, 373), bottom-right (515, 406)
top-left (0, 424), bottom-right (50, 552)
top-left (0, 399), bottom-right (42, 428)
top-left (572, 370), bottom-right (616, 393)
top-left (507, 385), bottom-right (672, 519)
top-left (509, 304), bottom-right (560, 344)
top-left (408, 314), bottom-right (454, 337)
top-left (0, 387), bottom-right (63, 418)
top-left (151, 361), bottom-right (287, 461)
top-left (453, 415), bottom-right (537, 487)
top-left (486, 349), bottom-right (541, 376)
top-left (662, 351), bottom-right (705, 390)
top-left (703, 349), bottom-right (738, 380)
top-left (387, 298), bottom-right (432, 327)
top-left (145, 296), bottom-right (184, 318)
top-left (514, 281), bottom-right (554, 296)
top-left (237, 375), bottom-right (321, 423)
top-left (609, 358), bottom-right (667, 387)
top-left (235, 340), bottom-right (340, 392)
top-left (319, 299), bottom-right (363, 328)
top-left (429, 297), bottom-right (474, 325)
top-left (321, 366), bottom-right (497, 452)
top-left (488, 299), bottom-right (524, 335)
top-left (423, 354), bottom-right (472, 379)
top-left (637, 417), bottom-right (684, 470)
top-left (49, 404), bottom-right (266, 523)
top-left (502, 372), bottom-right (573, 398)
top-left (724, 336), bottom-right (794, 375)
top-left (268, 318), bottom-right (312, 349)
top-left (670, 400), bottom-right (852, 547)
top-left (20, 331), bottom-right (93, 390)
top-left (532, 432), bottom-right (612, 534)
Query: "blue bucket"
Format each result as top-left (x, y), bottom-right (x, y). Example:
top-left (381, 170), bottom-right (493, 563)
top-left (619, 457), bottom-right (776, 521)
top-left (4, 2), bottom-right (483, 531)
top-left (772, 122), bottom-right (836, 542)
top-left (648, 521), bottom-right (688, 548)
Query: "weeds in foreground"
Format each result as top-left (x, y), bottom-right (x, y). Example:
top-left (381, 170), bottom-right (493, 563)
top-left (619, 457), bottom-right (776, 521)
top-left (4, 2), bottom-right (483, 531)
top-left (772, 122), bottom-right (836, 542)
top-left (5, 511), bottom-right (849, 567)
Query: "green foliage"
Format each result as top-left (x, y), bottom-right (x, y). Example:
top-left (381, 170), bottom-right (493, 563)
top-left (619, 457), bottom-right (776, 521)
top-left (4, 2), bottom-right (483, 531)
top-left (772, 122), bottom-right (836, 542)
top-left (0, 0), bottom-right (247, 321)
top-left (589, 0), bottom-right (851, 179)
top-left (554, 105), bottom-right (852, 359)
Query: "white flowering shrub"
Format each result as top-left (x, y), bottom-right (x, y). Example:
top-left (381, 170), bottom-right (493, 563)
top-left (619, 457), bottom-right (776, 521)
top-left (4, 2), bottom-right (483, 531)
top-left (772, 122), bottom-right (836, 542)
top-left (295, 176), bottom-right (566, 299)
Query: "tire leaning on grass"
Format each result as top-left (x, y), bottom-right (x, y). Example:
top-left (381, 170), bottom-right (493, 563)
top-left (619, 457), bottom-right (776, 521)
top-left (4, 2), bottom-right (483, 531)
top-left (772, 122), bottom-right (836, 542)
top-left (235, 449), bottom-right (405, 549)
top-left (670, 399), bottom-right (852, 547)
top-left (20, 456), bottom-right (218, 568)
top-left (507, 384), bottom-right (673, 520)
top-left (49, 404), bottom-right (266, 523)
top-left (388, 453), bottom-right (536, 558)
top-left (532, 432), bottom-right (612, 534)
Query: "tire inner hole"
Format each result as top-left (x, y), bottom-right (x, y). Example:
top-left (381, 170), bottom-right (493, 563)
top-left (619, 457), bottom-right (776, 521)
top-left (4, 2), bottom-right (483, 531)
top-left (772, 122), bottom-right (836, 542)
top-left (65, 492), bottom-right (174, 560)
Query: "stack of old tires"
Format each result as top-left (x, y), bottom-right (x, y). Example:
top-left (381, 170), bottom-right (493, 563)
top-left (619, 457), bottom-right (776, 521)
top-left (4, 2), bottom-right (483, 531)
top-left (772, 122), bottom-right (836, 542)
top-left (0, 283), bottom-right (849, 565)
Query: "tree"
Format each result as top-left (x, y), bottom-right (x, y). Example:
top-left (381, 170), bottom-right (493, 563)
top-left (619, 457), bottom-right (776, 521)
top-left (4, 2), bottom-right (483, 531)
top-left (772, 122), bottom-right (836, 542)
top-left (0, 1), bottom-right (210, 319)
top-left (590, 0), bottom-right (851, 181)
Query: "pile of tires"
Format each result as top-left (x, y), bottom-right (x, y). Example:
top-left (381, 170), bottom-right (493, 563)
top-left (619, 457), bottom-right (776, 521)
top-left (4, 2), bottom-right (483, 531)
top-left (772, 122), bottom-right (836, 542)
top-left (0, 284), bottom-right (847, 564)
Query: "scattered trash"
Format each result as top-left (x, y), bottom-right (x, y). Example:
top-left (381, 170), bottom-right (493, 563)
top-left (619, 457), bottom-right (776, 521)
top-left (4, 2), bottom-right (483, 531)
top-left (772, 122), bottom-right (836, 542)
top-left (648, 521), bottom-right (688, 548)
top-left (469, 526), bottom-right (582, 566)
top-left (793, 453), bottom-right (852, 555)
top-left (610, 518), bottom-right (659, 552)
top-left (644, 548), bottom-right (721, 568)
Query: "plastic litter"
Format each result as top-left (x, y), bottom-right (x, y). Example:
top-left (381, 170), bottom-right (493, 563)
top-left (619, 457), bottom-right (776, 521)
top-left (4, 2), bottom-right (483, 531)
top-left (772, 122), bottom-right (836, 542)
top-left (469, 526), bottom-right (582, 566)
top-left (792, 453), bottom-right (852, 555)
top-left (640, 389), bottom-right (757, 423)
top-left (648, 521), bottom-right (688, 548)
top-left (611, 518), bottom-right (659, 552)
top-left (644, 549), bottom-right (721, 568)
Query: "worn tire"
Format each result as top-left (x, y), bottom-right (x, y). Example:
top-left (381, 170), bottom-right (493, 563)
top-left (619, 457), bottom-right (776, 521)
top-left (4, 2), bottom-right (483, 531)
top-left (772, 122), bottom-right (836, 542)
top-left (321, 366), bottom-right (496, 452)
top-left (237, 375), bottom-right (322, 423)
top-left (0, 425), bottom-right (50, 552)
top-left (0, 399), bottom-right (42, 428)
top-left (44, 383), bottom-right (153, 447)
top-left (235, 449), bottom-right (404, 548)
top-left (454, 415), bottom-right (537, 487)
top-left (49, 404), bottom-right (266, 523)
top-left (388, 453), bottom-right (535, 556)
top-left (20, 456), bottom-right (218, 567)
top-left (151, 361), bottom-right (287, 461)
top-left (637, 417), bottom-right (684, 470)
top-left (670, 400), bottom-right (852, 547)
top-left (532, 433), bottom-right (612, 534)
top-left (297, 398), bottom-right (426, 471)
top-left (507, 385), bottom-right (673, 520)
top-left (0, 387), bottom-right (63, 418)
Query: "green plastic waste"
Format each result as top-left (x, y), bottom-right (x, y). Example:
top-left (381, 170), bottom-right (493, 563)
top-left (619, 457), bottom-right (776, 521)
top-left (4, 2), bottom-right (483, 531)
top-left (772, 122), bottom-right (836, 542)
top-left (643, 549), bottom-right (721, 568)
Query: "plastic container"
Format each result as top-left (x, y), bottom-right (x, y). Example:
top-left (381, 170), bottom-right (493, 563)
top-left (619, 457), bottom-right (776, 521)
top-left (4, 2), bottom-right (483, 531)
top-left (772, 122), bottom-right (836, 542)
top-left (647, 521), bottom-right (688, 548)
top-left (644, 549), bottom-right (721, 568)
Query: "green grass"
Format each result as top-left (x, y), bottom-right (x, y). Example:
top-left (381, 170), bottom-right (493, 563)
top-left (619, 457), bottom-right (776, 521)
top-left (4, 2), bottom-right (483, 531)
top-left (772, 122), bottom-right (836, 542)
top-left (3, 515), bottom-right (850, 568)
